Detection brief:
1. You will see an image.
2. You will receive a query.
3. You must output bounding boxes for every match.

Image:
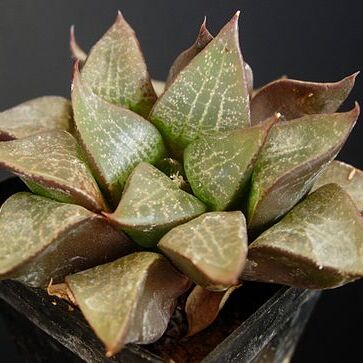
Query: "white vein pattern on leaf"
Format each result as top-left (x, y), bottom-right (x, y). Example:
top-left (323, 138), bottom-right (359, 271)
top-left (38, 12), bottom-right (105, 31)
top-left (152, 28), bottom-right (249, 145)
top-left (254, 117), bottom-right (350, 192)
top-left (0, 97), bottom-right (71, 137)
top-left (74, 81), bottom-right (163, 191)
top-left (119, 165), bottom-right (204, 225)
top-left (0, 194), bottom-right (91, 274)
top-left (256, 187), bottom-right (363, 273)
top-left (186, 130), bottom-right (263, 206)
top-left (0, 132), bottom-right (102, 204)
top-left (67, 253), bottom-right (166, 344)
top-left (163, 213), bottom-right (246, 270)
top-left (188, 148), bottom-right (242, 198)
top-left (311, 162), bottom-right (363, 210)
top-left (82, 20), bottom-right (152, 108)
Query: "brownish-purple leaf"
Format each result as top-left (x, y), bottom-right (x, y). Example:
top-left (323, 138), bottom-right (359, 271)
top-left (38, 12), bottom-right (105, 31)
top-left (243, 184), bottom-right (363, 289)
top-left (311, 160), bottom-right (363, 212)
top-left (65, 252), bottom-right (190, 356)
top-left (0, 130), bottom-right (107, 212)
top-left (0, 96), bottom-right (72, 141)
top-left (165, 18), bottom-right (213, 89)
top-left (185, 284), bottom-right (240, 336)
top-left (250, 73), bottom-right (358, 124)
top-left (158, 211), bottom-right (248, 290)
top-left (0, 193), bottom-right (132, 287)
top-left (247, 105), bottom-right (359, 230)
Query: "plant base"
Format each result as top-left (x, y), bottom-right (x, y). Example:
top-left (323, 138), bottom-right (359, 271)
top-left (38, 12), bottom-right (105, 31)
top-left (0, 280), bottom-right (319, 362)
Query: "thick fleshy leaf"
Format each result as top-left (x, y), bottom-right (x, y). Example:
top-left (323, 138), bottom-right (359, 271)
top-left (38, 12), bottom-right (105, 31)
top-left (165, 18), bottom-right (213, 89)
top-left (0, 193), bottom-right (132, 287)
top-left (0, 130), bottom-right (107, 212)
top-left (81, 11), bottom-right (157, 117)
top-left (311, 160), bottom-right (363, 212)
top-left (70, 25), bottom-right (87, 63)
top-left (158, 211), bottom-right (248, 290)
top-left (150, 12), bottom-right (250, 158)
top-left (65, 252), bottom-right (190, 356)
top-left (151, 80), bottom-right (165, 97)
top-left (243, 184), bottom-right (363, 289)
top-left (0, 96), bottom-right (72, 141)
top-left (250, 73), bottom-right (358, 124)
top-left (165, 19), bottom-right (253, 95)
top-left (105, 163), bottom-right (206, 247)
top-left (247, 105), bottom-right (359, 230)
top-left (184, 115), bottom-right (279, 211)
top-left (185, 285), bottom-right (240, 336)
top-left (72, 68), bottom-right (166, 206)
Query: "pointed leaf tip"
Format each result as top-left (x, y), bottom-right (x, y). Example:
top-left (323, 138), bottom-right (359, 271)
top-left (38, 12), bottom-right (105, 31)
top-left (116, 10), bottom-right (124, 21)
top-left (70, 24), bottom-right (75, 39)
top-left (70, 25), bottom-right (87, 62)
top-left (219, 11), bottom-right (240, 37)
top-left (248, 106), bottom-right (359, 230)
top-left (80, 11), bottom-right (156, 117)
top-left (197, 18), bottom-right (213, 47)
top-left (251, 73), bottom-right (358, 124)
top-left (198, 16), bottom-right (212, 41)
top-left (151, 13), bottom-right (250, 157)
top-left (165, 17), bottom-right (213, 89)
top-left (201, 15), bottom-right (207, 28)
top-left (352, 101), bottom-right (360, 116)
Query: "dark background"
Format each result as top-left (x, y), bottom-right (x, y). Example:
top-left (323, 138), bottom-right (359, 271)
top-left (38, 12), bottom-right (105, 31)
top-left (0, 1), bottom-right (362, 362)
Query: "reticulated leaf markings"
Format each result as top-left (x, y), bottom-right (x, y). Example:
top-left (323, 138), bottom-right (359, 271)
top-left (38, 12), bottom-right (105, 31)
top-left (0, 193), bottom-right (132, 287)
top-left (247, 105), bottom-right (360, 230)
top-left (0, 130), bottom-right (107, 212)
top-left (0, 96), bottom-right (72, 141)
top-left (65, 252), bottom-right (190, 356)
top-left (105, 163), bottom-right (207, 248)
top-left (81, 11), bottom-right (157, 117)
top-left (150, 12), bottom-right (250, 158)
top-left (184, 115), bottom-right (279, 211)
top-left (72, 67), bottom-right (166, 207)
top-left (243, 184), bottom-right (363, 289)
top-left (158, 211), bottom-right (248, 290)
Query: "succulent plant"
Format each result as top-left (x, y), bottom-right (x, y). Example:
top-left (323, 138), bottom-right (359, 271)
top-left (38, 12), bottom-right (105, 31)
top-left (0, 10), bottom-right (362, 357)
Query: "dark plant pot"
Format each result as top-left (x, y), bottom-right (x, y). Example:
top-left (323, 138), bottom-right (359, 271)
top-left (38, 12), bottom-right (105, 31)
top-left (0, 175), bottom-right (320, 363)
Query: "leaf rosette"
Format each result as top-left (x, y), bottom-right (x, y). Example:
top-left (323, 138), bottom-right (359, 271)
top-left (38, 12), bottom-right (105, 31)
top-left (0, 10), bottom-right (362, 357)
